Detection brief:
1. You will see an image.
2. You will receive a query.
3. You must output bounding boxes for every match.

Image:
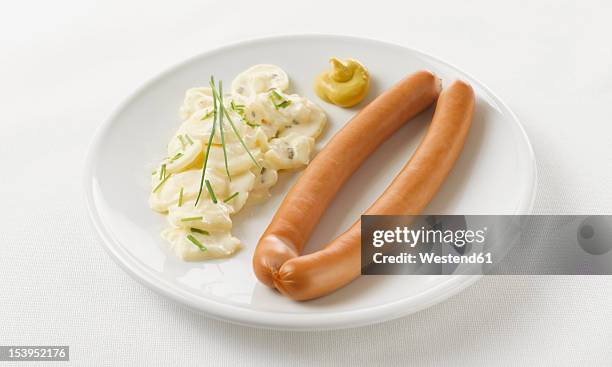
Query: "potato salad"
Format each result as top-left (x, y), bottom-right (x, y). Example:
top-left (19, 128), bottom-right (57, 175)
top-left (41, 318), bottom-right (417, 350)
top-left (149, 65), bottom-right (327, 261)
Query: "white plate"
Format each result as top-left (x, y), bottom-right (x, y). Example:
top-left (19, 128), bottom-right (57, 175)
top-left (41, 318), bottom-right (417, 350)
top-left (84, 35), bottom-right (536, 330)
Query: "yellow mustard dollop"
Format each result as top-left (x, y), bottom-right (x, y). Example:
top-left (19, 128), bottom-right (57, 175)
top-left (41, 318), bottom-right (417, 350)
top-left (314, 57), bottom-right (370, 107)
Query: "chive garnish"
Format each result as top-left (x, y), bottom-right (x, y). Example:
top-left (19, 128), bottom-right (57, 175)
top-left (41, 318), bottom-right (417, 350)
top-left (276, 100), bottom-right (291, 109)
top-left (213, 78), bottom-right (259, 167)
top-left (195, 75), bottom-right (261, 206)
top-left (268, 89), bottom-right (292, 109)
top-left (185, 134), bottom-right (194, 145)
top-left (223, 192), bottom-right (239, 203)
top-left (159, 164), bottom-right (166, 180)
top-left (212, 79), bottom-right (232, 181)
top-left (201, 109), bottom-right (214, 120)
top-left (178, 135), bottom-right (186, 150)
top-left (169, 152), bottom-right (183, 162)
top-left (231, 100), bottom-right (258, 127)
top-left (195, 77), bottom-right (218, 206)
top-left (186, 234), bottom-right (207, 251)
top-left (269, 89), bottom-right (282, 100)
top-left (190, 227), bottom-right (210, 235)
top-left (151, 170), bottom-right (157, 176)
top-left (230, 101), bottom-right (245, 112)
top-left (205, 179), bottom-right (218, 204)
top-left (181, 216), bottom-right (203, 222)
top-left (222, 101), bottom-right (260, 168)
top-left (153, 173), bottom-right (172, 193)
top-left (178, 187), bottom-right (184, 207)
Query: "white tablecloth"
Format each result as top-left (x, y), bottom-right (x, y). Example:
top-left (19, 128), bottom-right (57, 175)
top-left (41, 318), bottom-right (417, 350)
top-left (1, 0), bottom-right (611, 365)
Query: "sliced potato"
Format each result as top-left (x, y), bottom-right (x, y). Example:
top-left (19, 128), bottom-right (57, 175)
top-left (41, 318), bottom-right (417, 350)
top-left (224, 171), bottom-right (256, 212)
top-left (161, 227), bottom-right (241, 261)
top-left (179, 87), bottom-right (214, 120)
top-left (231, 64), bottom-right (289, 100)
top-left (265, 133), bottom-right (315, 170)
top-left (167, 200), bottom-right (233, 232)
top-left (149, 169), bottom-right (227, 213)
top-left (278, 98), bottom-right (327, 139)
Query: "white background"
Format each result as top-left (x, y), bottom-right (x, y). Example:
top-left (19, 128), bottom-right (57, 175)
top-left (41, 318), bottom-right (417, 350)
top-left (1, 0), bottom-right (611, 366)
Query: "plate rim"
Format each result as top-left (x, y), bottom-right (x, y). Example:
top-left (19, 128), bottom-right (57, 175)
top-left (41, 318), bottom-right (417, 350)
top-left (83, 33), bottom-right (538, 331)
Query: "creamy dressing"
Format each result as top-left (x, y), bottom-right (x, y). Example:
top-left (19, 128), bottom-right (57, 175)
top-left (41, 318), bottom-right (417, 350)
top-left (149, 65), bottom-right (326, 261)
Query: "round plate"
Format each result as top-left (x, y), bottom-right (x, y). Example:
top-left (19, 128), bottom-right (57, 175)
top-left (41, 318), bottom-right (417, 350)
top-left (84, 35), bottom-right (536, 330)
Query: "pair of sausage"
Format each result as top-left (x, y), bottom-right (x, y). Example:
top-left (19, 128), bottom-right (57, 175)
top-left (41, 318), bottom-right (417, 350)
top-left (252, 70), bottom-right (475, 301)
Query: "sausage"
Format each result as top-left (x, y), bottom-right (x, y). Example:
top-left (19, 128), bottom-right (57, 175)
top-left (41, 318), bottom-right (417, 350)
top-left (271, 80), bottom-right (475, 300)
top-left (253, 71), bottom-right (442, 288)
